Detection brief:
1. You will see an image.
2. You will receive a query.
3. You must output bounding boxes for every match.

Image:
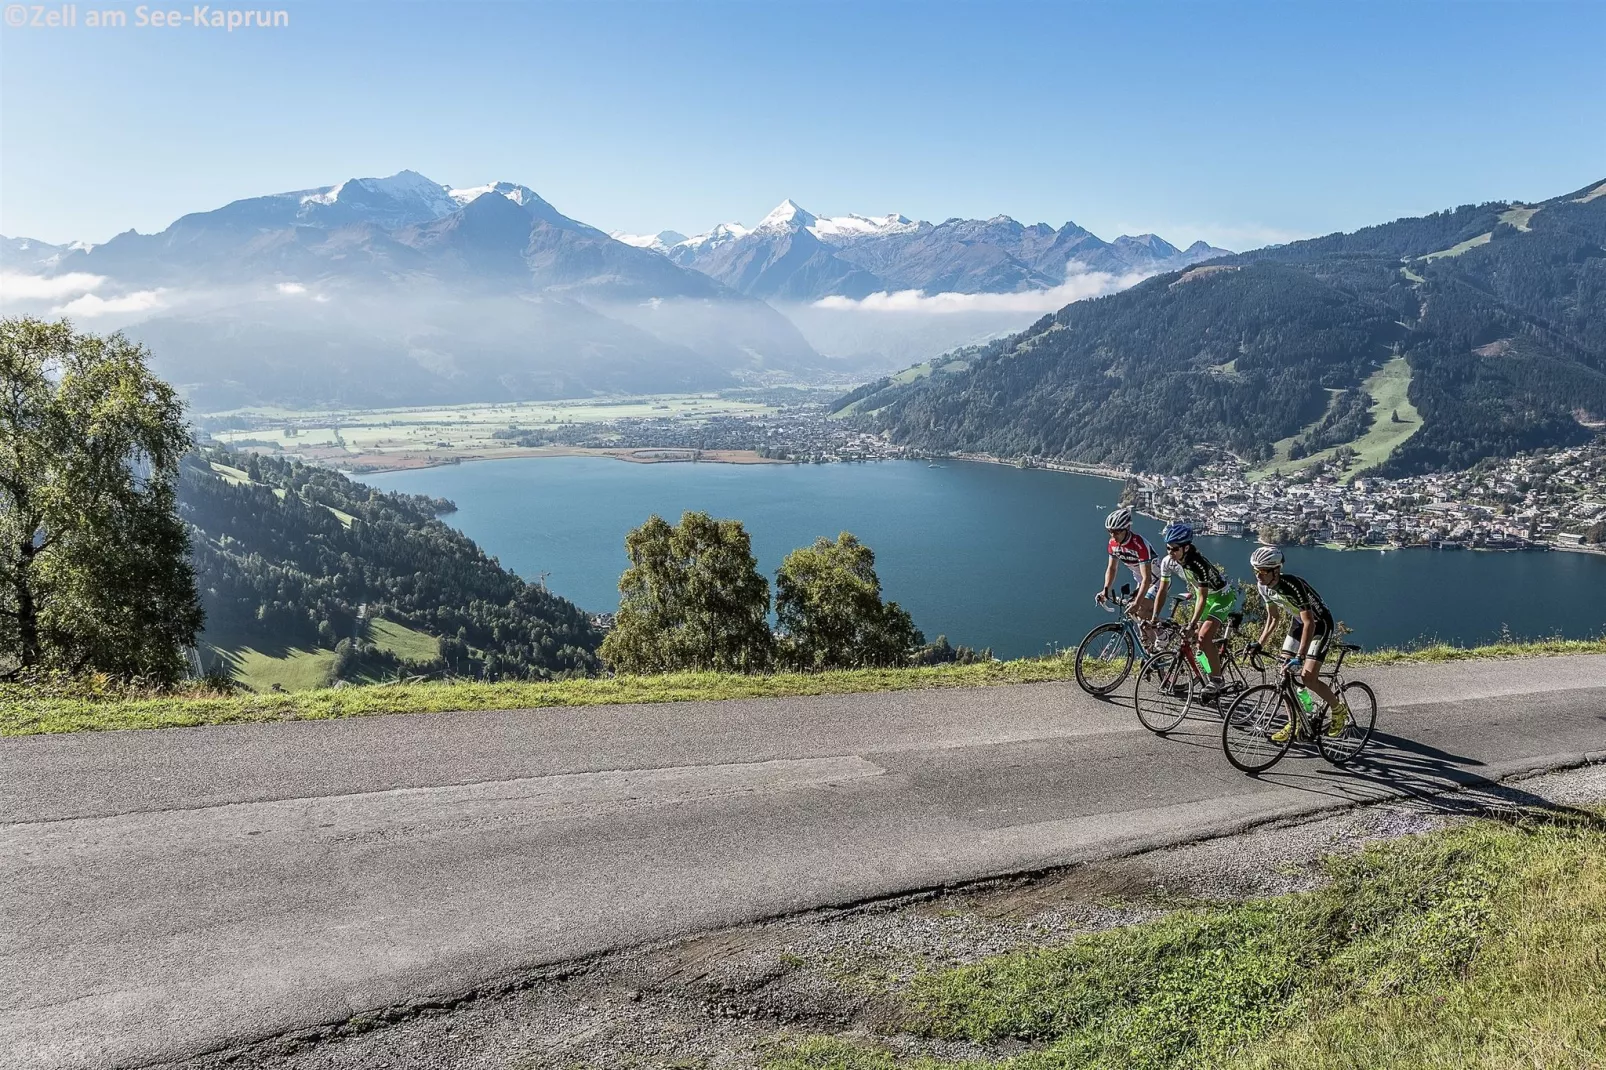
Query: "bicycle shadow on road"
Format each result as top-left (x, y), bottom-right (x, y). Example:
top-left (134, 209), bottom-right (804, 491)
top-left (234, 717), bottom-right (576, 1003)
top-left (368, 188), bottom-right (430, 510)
top-left (1093, 684), bottom-right (1600, 825)
top-left (1245, 729), bottom-right (1603, 827)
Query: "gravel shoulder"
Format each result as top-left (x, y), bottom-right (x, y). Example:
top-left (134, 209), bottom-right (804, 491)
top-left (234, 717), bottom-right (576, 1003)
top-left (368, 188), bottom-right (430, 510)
top-left (162, 760), bottom-right (1606, 1070)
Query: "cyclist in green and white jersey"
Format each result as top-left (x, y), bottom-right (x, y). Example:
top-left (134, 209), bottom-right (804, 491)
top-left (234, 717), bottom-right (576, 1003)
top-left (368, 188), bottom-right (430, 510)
top-left (1248, 544), bottom-right (1351, 739)
top-left (1153, 523), bottom-right (1236, 696)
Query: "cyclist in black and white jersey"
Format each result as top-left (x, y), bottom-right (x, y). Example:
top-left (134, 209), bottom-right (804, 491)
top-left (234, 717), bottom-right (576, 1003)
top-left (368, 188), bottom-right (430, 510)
top-left (1248, 545), bottom-right (1350, 738)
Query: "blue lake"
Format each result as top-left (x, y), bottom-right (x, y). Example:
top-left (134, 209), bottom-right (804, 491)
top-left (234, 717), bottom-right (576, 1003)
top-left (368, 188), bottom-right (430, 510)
top-left (371, 457), bottom-right (1606, 658)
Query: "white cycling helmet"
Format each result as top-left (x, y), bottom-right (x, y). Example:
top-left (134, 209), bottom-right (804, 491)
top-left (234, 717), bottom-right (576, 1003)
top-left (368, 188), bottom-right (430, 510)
top-left (1250, 545), bottom-right (1284, 570)
top-left (1105, 507), bottom-right (1133, 531)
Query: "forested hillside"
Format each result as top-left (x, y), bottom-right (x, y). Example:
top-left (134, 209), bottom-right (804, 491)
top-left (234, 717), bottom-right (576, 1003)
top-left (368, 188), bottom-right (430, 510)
top-left (181, 449), bottom-right (601, 682)
top-left (845, 180), bottom-right (1606, 476)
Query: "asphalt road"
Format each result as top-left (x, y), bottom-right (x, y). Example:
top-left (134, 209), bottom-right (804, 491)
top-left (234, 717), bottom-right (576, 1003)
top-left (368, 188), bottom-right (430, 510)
top-left (3, 655), bottom-right (1603, 1069)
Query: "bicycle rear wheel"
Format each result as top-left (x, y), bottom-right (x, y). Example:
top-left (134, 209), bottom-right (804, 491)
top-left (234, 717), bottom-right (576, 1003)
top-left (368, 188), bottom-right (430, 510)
top-left (1134, 653), bottom-right (1194, 734)
top-left (1222, 684), bottom-right (1294, 774)
top-left (1317, 681), bottom-right (1377, 766)
top-left (1074, 622), bottom-right (1136, 695)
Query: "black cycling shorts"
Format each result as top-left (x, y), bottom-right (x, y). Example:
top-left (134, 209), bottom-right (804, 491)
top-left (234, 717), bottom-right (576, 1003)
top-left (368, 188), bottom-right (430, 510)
top-left (1282, 614), bottom-right (1335, 662)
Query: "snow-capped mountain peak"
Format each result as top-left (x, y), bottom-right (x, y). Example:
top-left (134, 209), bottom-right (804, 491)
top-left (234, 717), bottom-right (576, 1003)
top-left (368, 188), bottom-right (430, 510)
top-left (757, 199), bottom-right (817, 231)
top-left (808, 212), bottom-right (919, 242)
top-left (672, 221), bottom-right (751, 253)
top-left (447, 181), bottom-right (544, 209)
top-left (299, 170), bottom-right (459, 220)
top-left (611, 229), bottom-right (689, 254)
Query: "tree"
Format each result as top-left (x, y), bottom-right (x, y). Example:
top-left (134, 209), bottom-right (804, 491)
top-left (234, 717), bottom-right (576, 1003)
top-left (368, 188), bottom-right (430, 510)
top-left (775, 533), bottom-right (923, 670)
top-left (1, 318), bottom-right (202, 681)
top-left (601, 512), bottom-right (773, 673)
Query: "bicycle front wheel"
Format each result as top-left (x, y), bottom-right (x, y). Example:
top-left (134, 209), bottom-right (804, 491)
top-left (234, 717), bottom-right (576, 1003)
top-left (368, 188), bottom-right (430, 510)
top-left (1222, 684), bottom-right (1294, 774)
top-left (1134, 653), bottom-right (1194, 734)
top-left (1317, 681), bottom-right (1377, 766)
top-left (1074, 622), bottom-right (1136, 695)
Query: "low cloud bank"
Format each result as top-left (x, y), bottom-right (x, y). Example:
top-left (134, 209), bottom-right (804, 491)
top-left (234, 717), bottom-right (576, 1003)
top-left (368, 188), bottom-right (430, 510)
top-left (0, 271), bottom-right (105, 301)
top-left (55, 290), bottom-right (167, 317)
top-left (812, 264), bottom-right (1151, 314)
top-left (0, 274), bottom-right (338, 323)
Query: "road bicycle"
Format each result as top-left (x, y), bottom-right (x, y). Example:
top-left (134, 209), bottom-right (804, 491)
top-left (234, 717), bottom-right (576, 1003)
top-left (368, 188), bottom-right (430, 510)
top-left (1131, 606), bottom-right (1264, 734)
top-left (1220, 643), bottom-right (1377, 774)
top-left (1073, 583), bottom-right (1180, 695)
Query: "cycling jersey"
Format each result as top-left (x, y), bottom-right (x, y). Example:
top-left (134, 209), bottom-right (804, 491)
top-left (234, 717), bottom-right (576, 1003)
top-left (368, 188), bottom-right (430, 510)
top-left (1108, 531), bottom-right (1157, 584)
top-left (1162, 548), bottom-right (1236, 624)
top-left (1261, 573), bottom-right (1335, 660)
top-left (1159, 548), bottom-right (1229, 594)
top-left (1258, 573), bottom-right (1330, 620)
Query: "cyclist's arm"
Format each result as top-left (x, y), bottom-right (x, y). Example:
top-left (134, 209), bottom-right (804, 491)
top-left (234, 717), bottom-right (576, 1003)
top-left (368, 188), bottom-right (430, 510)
top-left (1257, 602), bottom-right (1280, 647)
top-left (1188, 587), bottom-right (1206, 628)
top-left (1101, 556), bottom-right (1116, 598)
top-left (1152, 576), bottom-right (1171, 621)
top-left (1136, 560), bottom-right (1154, 616)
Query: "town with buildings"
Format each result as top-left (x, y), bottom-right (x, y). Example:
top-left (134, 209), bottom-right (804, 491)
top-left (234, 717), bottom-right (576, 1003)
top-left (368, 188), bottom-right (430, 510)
top-left (1125, 438), bottom-right (1606, 553)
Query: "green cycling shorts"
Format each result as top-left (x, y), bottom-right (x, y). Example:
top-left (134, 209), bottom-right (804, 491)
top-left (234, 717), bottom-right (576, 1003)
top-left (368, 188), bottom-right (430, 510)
top-left (1198, 589), bottom-right (1237, 624)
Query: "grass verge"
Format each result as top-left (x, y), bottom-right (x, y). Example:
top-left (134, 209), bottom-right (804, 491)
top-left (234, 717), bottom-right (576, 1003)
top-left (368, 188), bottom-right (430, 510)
top-left (767, 808), bottom-right (1606, 1069)
top-left (2, 637), bottom-right (1602, 737)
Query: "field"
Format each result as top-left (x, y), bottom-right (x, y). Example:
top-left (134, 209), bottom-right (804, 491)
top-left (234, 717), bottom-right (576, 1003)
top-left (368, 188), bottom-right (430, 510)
top-left (202, 393), bottom-right (791, 471)
top-left (202, 617), bottom-right (443, 692)
top-left (1499, 204), bottom-right (1539, 231)
top-left (833, 359), bottom-right (969, 418)
top-left (1250, 357), bottom-right (1422, 481)
top-left (1420, 230), bottom-right (1493, 261)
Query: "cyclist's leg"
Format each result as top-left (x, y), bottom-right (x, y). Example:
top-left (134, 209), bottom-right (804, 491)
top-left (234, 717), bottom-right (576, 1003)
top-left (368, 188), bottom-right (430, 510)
top-left (1197, 591), bottom-right (1234, 677)
top-left (1132, 579), bottom-right (1160, 643)
top-left (1296, 622), bottom-right (1342, 709)
top-left (1197, 617), bottom-right (1221, 674)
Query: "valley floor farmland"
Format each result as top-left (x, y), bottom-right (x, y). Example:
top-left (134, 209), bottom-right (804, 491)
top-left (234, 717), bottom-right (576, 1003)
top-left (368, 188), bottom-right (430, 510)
top-left (200, 391), bottom-right (804, 472)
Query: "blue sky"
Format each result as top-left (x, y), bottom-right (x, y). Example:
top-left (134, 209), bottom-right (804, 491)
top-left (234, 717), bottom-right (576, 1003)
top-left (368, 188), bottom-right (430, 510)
top-left (3, 0), bottom-right (1603, 247)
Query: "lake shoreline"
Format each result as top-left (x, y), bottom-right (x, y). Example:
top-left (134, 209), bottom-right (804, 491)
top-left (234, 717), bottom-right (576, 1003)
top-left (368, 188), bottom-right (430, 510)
top-left (374, 455), bottom-right (1606, 655)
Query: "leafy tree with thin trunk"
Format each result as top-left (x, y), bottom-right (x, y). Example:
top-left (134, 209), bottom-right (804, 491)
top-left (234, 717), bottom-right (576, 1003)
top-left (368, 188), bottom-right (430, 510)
top-left (0, 318), bottom-right (202, 682)
top-left (601, 511), bottom-right (773, 673)
top-left (775, 532), bottom-right (923, 670)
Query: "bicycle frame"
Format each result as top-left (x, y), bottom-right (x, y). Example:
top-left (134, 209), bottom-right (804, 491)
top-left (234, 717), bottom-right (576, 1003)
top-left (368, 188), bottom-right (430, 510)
top-left (1248, 644), bottom-right (1358, 740)
top-left (1148, 605), bottom-right (1264, 699)
top-left (1101, 588), bottom-right (1175, 662)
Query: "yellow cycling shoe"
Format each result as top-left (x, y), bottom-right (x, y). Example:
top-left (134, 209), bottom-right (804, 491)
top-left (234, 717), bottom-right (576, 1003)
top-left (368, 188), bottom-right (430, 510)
top-left (1270, 719), bottom-right (1295, 744)
top-left (1326, 703), bottom-right (1351, 737)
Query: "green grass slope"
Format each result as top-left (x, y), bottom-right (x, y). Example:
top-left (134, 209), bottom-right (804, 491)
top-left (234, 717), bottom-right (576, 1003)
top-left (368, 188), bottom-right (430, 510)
top-left (184, 447), bottom-right (601, 685)
top-left (771, 809), bottom-right (1606, 1069)
top-left (1251, 357), bottom-right (1423, 480)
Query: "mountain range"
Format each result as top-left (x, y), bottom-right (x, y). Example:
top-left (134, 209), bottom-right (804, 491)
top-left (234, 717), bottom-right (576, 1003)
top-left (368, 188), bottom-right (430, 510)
top-left (839, 178), bottom-right (1606, 477)
top-left (618, 198), bottom-right (1227, 301)
top-left (2, 172), bottom-right (1224, 409)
